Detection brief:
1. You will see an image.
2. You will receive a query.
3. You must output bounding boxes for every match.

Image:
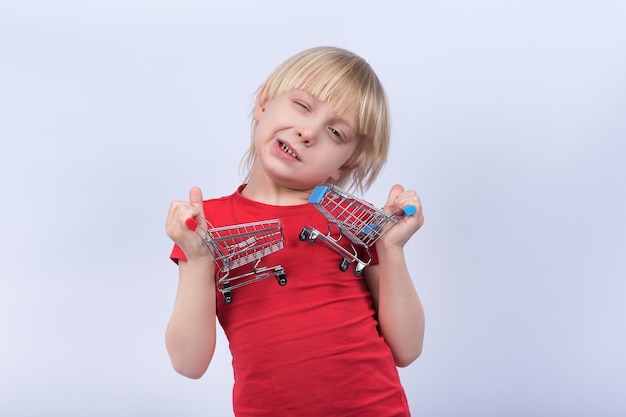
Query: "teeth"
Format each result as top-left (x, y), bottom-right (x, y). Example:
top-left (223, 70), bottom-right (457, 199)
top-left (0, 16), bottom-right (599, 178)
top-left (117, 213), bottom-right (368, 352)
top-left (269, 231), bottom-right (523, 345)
top-left (280, 143), bottom-right (298, 159)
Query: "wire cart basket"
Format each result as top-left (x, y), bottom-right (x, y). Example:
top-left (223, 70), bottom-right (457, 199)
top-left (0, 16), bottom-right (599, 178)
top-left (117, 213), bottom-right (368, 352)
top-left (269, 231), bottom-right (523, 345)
top-left (186, 217), bottom-right (287, 303)
top-left (299, 184), bottom-right (416, 275)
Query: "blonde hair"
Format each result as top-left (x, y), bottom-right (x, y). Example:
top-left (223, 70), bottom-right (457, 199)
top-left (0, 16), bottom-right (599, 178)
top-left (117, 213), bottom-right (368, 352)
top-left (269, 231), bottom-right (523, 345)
top-left (240, 46), bottom-right (390, 194)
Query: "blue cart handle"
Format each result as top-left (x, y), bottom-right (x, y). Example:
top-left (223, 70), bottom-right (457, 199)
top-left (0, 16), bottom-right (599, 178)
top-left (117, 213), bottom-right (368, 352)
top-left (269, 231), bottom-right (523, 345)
top-left (400, 205), bottom-right (417, 217)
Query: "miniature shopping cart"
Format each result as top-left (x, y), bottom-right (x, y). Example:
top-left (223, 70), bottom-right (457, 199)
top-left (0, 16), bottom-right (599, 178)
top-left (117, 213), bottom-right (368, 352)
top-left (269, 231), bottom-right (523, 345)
top-left (186, 218), bottom-right (287, 303)
top-left (299, 184), bottom-right (416, 275)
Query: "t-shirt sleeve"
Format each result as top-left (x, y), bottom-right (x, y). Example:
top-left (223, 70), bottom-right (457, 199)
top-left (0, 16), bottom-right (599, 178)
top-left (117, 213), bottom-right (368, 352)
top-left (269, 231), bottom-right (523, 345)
top-left (170, 243), bottom-right (187, 264)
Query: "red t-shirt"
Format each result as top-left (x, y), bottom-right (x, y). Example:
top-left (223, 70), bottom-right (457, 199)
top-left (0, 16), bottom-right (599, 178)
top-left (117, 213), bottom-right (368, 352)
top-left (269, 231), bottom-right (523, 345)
top-left (170, 186), bottom-right (411, 417)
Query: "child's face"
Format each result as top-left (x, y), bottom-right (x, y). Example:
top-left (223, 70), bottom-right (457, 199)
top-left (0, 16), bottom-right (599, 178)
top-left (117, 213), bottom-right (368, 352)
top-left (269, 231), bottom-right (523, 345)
top-left (252, 89), bottom-right (359, 190)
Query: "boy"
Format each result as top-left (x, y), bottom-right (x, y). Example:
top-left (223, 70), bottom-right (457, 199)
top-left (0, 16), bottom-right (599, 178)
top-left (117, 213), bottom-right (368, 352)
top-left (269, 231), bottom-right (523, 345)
top-left (166, 46), bottom-right (425, 416)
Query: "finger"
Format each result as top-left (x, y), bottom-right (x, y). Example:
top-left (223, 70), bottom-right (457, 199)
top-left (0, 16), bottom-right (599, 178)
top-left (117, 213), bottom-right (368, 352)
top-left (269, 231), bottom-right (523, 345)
top-left (165, 200), bottom-right (198, 240)
top-left (383, 184), bottom-right (405, 213)
top-left (189, 186), bottom-right (204, 211)
top-left (185, 187), bottom-right (205, 231)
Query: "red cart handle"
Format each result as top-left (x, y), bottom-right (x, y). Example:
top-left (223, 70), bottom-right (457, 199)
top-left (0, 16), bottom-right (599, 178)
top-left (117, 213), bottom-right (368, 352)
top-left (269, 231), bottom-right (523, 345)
top-left (185, 218), bottom-right (199, 231)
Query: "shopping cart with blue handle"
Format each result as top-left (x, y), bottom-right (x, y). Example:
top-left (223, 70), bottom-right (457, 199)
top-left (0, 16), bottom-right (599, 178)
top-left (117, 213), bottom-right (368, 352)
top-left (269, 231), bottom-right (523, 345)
top-left (299, 184), bottom-right (416, 275)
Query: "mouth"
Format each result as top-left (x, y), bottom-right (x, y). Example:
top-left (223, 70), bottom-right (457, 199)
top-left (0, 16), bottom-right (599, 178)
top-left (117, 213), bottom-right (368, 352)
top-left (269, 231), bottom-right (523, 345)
top-left (278, 141), bottom-right (300, 160)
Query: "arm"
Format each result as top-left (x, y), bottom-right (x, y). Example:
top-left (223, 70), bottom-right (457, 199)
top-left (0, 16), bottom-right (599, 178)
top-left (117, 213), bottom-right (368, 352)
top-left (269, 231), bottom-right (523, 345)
top-left (164, 187), bottom-right (217, 379)
top-left (363, 184), bottom-right (425, 367)
top-left (165, 258), bottom-right (217, 379)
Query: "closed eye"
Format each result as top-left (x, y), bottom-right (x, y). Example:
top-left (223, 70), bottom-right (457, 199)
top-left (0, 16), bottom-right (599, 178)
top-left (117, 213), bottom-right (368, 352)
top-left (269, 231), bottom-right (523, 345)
top-left (294, 101), bottom-right (310, 112)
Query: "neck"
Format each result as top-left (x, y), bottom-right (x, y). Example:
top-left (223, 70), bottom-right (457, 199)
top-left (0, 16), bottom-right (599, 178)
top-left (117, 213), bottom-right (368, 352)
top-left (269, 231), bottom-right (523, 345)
top-left (241, 176), bottom-right (313, 206)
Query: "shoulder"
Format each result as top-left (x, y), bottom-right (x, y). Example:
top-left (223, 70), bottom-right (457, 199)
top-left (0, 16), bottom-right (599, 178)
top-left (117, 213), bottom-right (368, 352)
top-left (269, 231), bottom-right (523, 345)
top-left (201, 188), bottom-right (242, 224)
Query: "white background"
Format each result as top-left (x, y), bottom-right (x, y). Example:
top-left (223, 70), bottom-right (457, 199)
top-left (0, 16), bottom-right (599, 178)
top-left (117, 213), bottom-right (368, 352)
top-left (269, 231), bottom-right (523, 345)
top-left (1, 1), bottom-right (625, 416)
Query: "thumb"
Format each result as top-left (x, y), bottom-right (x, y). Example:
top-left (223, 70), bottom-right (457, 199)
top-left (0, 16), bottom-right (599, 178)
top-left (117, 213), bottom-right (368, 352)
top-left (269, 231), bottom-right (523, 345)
top-left (383, 184), bottom-right (404, 213)
top-left (189, 186), bottom-right (204, 211)
top-left (185, 187), bottom-right (205, 231)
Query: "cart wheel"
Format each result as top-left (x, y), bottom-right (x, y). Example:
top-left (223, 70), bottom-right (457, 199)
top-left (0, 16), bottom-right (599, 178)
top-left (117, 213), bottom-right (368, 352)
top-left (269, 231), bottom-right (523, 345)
top-left (276, 271), bottom-right (287, 286)
top-left (223, 291), bottom-right (233, 304)
top-left (353, 264), bottom-right (364, 276)
top-left (299, 228), bottom-right (317, 244)
top-left (223, 292), bottom-right (233, 304)
top-left (339, 258), bottom-right (350, 272)
top-left (221, 281), bottom-right (233, 304)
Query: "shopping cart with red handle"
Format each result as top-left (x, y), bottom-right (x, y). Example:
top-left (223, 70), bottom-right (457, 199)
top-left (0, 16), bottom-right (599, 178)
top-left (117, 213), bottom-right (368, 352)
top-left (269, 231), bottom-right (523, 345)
top-left (186, 217), bottom-right (287, 303)
top-left (299, 184), bottom-right (416, 275)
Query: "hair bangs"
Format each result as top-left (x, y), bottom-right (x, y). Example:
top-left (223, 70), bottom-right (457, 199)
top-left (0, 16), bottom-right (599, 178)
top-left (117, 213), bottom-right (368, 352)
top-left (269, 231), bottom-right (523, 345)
top-left (267, 59), bottom-right (364, 131)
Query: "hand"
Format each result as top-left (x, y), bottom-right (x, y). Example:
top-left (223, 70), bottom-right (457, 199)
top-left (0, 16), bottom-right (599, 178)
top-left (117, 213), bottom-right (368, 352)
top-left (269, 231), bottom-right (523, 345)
top-left (165, 187), bottom-right (211, 260)
top-left (379, 184), bottom-right (424, 248)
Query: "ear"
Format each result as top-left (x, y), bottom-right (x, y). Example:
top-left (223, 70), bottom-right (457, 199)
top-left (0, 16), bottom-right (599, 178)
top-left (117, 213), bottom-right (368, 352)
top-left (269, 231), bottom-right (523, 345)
top-left (328, 169), bottom-right (342, 182)
top-left (328, 163), bottom-right (355, 182)
top-left (253, 85), bottom-right (269, 122)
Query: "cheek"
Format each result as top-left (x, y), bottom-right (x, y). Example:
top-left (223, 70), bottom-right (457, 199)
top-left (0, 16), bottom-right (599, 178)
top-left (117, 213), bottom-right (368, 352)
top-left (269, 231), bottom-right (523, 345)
top-left (334, 144), bottom-right (358, 167)
top-left (253, 122), bottom-right (269, 144)
top-left (324, 154), bottom-right (352, 174)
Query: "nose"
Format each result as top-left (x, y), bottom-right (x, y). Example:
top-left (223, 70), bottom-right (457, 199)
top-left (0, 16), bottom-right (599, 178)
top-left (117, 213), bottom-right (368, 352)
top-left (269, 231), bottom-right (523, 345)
top-left (297, 124), bottom-right (317, 146)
